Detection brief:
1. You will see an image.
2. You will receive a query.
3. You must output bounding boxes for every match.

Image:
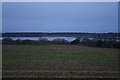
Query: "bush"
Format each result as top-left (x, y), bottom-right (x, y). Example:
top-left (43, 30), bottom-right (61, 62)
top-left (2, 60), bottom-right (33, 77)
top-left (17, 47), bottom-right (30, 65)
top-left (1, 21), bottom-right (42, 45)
top-left (2, 37), bottom-right (15, 45)
top-left (71, 38), bottom-right (80, 44)
top-left (51, 38), bottom-right (69, 44)
top-left (96, 40), bottom-right (103, 47)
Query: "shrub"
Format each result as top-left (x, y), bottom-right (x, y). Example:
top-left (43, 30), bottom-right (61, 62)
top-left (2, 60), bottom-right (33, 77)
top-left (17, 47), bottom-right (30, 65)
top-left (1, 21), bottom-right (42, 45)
top-left (71, 38), bottom-right (80, 44)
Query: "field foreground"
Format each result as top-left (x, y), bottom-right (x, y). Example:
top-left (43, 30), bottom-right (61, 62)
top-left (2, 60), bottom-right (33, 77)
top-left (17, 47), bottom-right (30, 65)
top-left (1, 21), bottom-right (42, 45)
top-left (2, 45), bottom-right (119, 78)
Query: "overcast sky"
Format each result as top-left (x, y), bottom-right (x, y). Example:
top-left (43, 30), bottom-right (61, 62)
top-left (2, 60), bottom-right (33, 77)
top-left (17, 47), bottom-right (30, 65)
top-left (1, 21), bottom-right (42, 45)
top-left (2, 2), bottom-right (118, 33)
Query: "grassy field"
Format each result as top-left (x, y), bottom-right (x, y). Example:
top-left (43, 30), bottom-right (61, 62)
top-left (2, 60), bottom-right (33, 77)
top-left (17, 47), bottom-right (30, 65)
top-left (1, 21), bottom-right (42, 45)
top-left (2, 45), bottom-right (119, 78)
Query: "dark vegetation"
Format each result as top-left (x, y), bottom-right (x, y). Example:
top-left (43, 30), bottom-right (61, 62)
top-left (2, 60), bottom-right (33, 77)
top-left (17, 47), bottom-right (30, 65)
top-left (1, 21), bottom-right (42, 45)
top-left (2, 37), bottom-right (120, 48)
top-left (71, 38), bottom-right (120, 48)
top-left (2, 32), bottom-right (119, 38)
top-left (2, 37), bottom-right (69, 45)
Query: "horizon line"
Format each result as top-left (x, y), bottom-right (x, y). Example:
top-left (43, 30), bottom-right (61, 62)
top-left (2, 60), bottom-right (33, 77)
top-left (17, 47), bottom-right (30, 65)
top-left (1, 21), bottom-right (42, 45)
top-left (2, 32), bottom-right (119, 33)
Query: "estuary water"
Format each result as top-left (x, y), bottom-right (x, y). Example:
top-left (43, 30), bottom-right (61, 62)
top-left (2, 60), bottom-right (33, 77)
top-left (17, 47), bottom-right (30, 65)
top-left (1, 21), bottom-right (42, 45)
top-left (1, 37), bottom-right (120, 42)
top-left (10, 37), bottom-right (76, 42)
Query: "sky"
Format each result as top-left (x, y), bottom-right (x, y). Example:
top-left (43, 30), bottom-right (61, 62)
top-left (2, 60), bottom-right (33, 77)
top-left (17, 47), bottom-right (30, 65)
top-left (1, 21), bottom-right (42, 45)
top-left (0, 2), bottom-right (1, 33)
top-left (2, 2), bottom-right (118, 33)
top-left (1, 0), bottom-right (120, 2)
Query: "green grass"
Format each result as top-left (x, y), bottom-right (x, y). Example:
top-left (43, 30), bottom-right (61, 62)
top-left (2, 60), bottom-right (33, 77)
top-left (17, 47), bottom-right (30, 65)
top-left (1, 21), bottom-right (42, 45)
top-left (2, 45), bottom-right (119, 78)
